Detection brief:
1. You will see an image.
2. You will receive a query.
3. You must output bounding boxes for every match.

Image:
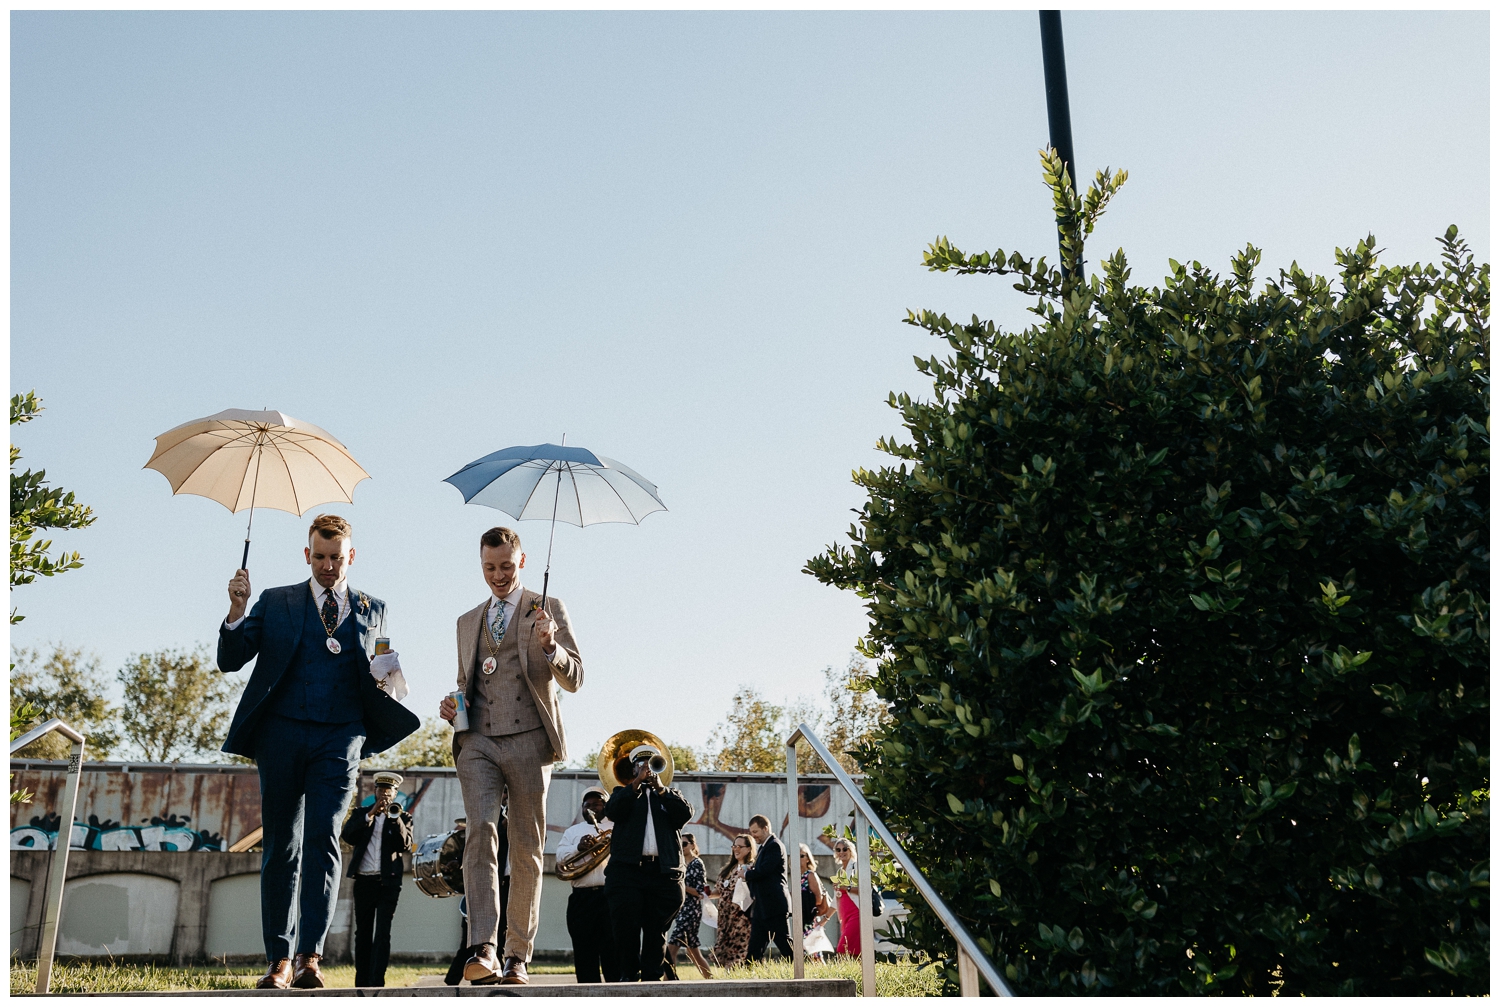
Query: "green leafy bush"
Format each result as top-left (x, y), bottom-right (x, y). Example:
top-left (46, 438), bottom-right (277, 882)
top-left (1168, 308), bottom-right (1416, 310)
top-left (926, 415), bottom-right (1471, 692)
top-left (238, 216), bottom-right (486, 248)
top-left (807, 153), bottom-right (1488, 995)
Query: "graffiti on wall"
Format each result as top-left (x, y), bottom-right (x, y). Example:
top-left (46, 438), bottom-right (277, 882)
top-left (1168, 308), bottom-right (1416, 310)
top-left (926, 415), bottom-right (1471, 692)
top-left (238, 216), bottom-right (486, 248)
top-left (10, 810), bottom-right (225, 852)
top-left (9, 761), bottom-right (258, 853)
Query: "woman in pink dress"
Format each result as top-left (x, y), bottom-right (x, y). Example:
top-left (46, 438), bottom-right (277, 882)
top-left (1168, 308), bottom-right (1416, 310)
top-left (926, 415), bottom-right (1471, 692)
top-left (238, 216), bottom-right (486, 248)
top-left (831, 838), bottom-right (861, 956)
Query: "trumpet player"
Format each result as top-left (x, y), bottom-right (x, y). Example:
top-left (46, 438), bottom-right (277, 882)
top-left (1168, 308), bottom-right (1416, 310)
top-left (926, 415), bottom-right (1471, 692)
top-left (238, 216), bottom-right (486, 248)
top-left (604, 744), bottom-right (694, 982)
top-left (555, 787), bottom-right (619, 983)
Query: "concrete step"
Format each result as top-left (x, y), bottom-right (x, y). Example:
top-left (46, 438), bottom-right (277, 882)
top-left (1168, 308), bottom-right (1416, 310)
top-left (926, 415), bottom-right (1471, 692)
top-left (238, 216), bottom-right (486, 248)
top-left (67, 978), bottom-right (855, 997)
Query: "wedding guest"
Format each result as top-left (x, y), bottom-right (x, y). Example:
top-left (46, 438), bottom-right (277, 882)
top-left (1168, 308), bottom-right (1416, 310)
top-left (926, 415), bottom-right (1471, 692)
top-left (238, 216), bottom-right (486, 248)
top-left (831, 838), bottom-right (861, 956)
top-left (665, 834), bottom-right (714, 979)
top-left (799, 844), bottom-right (835, 961)
top-left (710, 833), bottom-right (756, 968)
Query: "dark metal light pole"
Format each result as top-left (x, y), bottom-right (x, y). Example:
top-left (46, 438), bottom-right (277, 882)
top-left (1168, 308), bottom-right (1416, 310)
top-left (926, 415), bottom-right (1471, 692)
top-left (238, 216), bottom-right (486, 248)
top-left (1039, 11), bottom-right (1075, 192)
top-left (1039, 11), bottom-right (1076, 276)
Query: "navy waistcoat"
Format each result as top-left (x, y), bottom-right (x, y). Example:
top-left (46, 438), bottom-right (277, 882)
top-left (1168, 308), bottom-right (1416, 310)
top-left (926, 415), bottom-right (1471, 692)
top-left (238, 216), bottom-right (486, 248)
top-left (270, 591), bottom-right (364, 724)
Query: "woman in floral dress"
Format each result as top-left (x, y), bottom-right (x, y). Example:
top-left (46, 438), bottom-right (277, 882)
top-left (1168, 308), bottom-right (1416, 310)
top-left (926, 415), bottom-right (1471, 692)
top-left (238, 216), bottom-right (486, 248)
top-left (667, 834), bottom-right (714, 978)
top-left (710, 832), bottom-right (757, 969)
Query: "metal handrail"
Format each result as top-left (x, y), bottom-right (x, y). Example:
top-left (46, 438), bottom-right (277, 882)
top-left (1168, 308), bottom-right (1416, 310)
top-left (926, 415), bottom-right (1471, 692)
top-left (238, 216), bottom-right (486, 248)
top-left (787, 723), bottom-right (1014, 997)
top-left (11, 717), bottom-right (88, 995)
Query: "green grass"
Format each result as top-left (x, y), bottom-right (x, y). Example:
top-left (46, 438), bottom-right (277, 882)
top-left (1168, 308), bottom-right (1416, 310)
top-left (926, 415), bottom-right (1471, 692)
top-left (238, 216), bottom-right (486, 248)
top-left (10, 956), bottom-right (941, 995)
top-left (718, 955), bottom-right (944, 996)
top-left (9, 961), bottom-right (435, 994)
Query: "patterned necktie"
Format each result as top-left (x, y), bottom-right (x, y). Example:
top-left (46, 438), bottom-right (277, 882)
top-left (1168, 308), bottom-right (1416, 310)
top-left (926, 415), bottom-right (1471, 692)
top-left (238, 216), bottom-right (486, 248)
top-left (490, 599), bottom-right (508, 644)
top-left (321, 591), bottom-right (340, 635)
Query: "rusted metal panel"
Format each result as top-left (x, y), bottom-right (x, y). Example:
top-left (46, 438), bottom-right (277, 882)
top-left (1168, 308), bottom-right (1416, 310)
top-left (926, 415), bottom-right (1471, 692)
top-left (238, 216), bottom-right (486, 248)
top-left (10, 761), bottom-right (262, 853)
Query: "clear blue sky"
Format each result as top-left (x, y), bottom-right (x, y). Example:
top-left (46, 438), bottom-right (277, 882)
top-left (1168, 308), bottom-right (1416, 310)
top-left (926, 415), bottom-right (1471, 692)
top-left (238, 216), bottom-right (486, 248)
top-left (10, 11), bottom-right (1489, 758)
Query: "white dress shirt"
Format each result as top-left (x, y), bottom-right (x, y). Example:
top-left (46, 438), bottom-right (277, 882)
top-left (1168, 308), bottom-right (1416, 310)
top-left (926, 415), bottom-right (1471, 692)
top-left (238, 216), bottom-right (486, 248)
top-left (642, 798), bottom-right (659, 857)
top-left (357, 810), bottom-right (388, 875)
top-left (555, 818), bottom-right (612, 888)
top-left (487, 585), bottom-right (557, 659)
top-left (224, 577), bottom-right (348, 632)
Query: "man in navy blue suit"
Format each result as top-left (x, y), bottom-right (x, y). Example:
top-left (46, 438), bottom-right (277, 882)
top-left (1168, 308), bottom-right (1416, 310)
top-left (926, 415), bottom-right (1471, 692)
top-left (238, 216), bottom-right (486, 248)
top-left (219, 514), bottom-right (419, 990)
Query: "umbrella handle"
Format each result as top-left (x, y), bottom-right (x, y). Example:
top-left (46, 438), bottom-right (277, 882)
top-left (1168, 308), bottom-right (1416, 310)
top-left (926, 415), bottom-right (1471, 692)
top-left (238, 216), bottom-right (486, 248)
top-left (538, 570), bottom-right (549, 614)
top-left (241, 539), bottom-right (251, 572)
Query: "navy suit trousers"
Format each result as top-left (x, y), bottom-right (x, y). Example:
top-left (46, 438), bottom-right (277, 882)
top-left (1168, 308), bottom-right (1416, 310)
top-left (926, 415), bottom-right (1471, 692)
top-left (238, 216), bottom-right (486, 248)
top-left (255, 714), bottom-right (365, 960)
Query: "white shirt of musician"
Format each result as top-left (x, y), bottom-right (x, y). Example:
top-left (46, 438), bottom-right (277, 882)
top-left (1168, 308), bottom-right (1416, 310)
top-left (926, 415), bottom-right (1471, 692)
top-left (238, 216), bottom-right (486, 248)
top-left (555, 817), bottom-right (613, 888)
top-left (642, 798), bottom-right (659, 857)
top-left (357, 811), bottom-right (387, 875)
top-left (223, 578), bottom-right (349, 632)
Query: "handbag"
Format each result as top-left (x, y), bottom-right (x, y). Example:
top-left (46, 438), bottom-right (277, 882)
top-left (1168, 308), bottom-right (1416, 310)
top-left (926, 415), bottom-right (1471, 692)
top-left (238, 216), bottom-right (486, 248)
top-left (732, 878), bottom-right (753, 912)
top-left (702, 897), bottom-right (719, 928)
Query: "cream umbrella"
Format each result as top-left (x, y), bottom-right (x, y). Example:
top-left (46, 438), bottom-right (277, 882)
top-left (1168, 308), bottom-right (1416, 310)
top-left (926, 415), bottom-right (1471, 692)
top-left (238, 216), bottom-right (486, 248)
top-left (144, 408), bottom-right (370, 569)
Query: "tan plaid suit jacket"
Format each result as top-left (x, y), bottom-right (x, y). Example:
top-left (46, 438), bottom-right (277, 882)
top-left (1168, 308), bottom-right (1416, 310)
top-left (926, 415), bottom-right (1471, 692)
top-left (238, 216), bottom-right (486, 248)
top-left (452, 587), bottom-right (583, 763)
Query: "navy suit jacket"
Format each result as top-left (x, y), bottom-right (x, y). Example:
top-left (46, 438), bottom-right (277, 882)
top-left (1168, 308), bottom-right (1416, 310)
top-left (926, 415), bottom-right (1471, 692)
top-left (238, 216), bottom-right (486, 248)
top-left (217, 581), bottom-right (420, 759)
top-left (744, 833), bottom-right (791, 918)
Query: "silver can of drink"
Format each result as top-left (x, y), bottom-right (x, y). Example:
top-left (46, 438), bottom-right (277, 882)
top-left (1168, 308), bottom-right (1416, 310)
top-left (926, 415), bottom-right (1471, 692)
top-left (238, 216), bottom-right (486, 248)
top-left (448, 690), bottom-right (470, 733)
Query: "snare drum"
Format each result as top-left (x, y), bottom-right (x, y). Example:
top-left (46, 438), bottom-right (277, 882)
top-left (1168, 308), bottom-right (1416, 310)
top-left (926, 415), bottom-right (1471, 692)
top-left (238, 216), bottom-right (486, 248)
top-left (413, 829), bottom-right (466, 897)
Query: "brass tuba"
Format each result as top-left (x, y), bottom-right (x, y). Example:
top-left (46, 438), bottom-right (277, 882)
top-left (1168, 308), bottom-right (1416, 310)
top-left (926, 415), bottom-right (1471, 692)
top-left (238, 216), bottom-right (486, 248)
top-left (555, 729), bottom-right (674, 882)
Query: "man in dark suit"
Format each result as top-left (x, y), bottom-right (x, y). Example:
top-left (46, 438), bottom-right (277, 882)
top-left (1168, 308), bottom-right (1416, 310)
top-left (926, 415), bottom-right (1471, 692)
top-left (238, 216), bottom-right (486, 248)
top-left (219, 514), bottom-right (420, 990)
top-left (744, 814), bottom-right (793, 960)
top-left (603, 745), bottom-right (694, 982)
top-left (341, 772), bottom-right (415, 988)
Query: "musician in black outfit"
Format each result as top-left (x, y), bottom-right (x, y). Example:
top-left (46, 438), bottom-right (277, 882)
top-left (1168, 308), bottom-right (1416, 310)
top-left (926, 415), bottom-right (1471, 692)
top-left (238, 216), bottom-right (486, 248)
top-left (340, 772), bottom-right (415, 988)
top-left (603, 744), bottom-right (694, 982)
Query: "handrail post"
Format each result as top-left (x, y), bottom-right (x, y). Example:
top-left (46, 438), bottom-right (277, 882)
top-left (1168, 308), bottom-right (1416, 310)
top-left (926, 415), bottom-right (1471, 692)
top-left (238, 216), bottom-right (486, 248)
top-left (855, 807), bottom-right (876, 997)
top-left (15, 721), bottom-right (88, 995)
top-left (786, 736), bottom-right (804, 979)
top-left (786, 722), bottom-right (1016, 996)
top-left (958, 945), bottom-right (980, 997)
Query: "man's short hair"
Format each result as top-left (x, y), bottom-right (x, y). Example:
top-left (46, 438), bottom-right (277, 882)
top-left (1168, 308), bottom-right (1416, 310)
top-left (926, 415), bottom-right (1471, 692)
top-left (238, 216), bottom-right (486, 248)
top-left (480, 526), bottom-right (522, 553)
top-left (748, 814), bottom-right (771, 830)
top-left (309, 514), bottom-right (352, 543)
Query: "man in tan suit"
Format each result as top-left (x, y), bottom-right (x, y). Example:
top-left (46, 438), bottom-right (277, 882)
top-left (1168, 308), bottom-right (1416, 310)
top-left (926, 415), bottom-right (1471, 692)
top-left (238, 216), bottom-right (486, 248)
top-left (439, 526), bottom-right (583, 985)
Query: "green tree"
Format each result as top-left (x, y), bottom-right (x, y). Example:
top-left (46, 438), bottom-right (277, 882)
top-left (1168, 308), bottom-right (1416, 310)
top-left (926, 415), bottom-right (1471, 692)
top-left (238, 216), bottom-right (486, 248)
top-left (666, 742), bottom-right (701, 771)
top-left (10, 700), bottom-right (44, 804)
top-left (116, 647), bottom-right (241, 763)
top-left (365, 716), bottom-right (456, 770)
top-left (807, 152), bottom-right (1488, 995)
top-left (10, 392), bottom-right (95, 624)
top-left (705, 687), bottom-right (795, 773)
top-left (10, 645), bottom-right (120, 759)
top-left (817, 656), bottom-right (892, 775)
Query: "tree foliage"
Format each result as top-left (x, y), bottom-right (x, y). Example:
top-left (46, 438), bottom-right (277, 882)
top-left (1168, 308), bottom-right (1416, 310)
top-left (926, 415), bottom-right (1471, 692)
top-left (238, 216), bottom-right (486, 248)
top-left (705, 686), bottom-right (804, 773)
top-left (10, 644), bottom-right (120, 759)
top-left (702, 660), bottom-right (890, 775)
top-left (116, 646), bottom-right (241, 763)
top-left (365, 716), bottom-right (456, 770)
top-left (10, 392), bottom-right (95, 624)
top-left (807, 152), bottom-right (1488, 995)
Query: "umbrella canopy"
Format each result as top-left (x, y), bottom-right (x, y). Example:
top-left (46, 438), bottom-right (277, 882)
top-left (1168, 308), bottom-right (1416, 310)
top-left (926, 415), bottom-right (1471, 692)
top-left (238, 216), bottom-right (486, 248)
top-left (145, 408), bottom-right (369, 516)
top-left (443, 443), bottom-right (665, 527)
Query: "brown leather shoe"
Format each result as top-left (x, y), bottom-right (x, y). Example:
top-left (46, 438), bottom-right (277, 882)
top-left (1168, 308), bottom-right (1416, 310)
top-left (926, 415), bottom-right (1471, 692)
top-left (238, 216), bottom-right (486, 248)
top-left (256, 959), bottom-right (293, 989)
top-left (291, 953), bottom-right (325, 989)
top-left (464, 943), bottom-right (502, 985)
top-left (500, 956), bottom-right (528, 985)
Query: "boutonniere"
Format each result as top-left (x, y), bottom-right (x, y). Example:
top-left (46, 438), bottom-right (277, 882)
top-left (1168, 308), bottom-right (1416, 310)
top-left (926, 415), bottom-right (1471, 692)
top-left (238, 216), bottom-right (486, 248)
top-left (356, 593), bottom-right (371, 615)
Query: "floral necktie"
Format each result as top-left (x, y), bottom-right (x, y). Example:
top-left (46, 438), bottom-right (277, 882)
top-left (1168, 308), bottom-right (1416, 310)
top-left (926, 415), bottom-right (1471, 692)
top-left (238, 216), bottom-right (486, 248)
top-left (320, 591), bottom-right (340, 635)
top-left (490, 600), bottom-right (508, 644)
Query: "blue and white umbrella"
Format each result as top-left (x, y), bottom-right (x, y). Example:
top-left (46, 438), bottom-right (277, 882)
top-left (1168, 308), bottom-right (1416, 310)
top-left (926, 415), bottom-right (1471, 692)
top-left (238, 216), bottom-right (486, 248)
top-left (443, 442), bottom-right (666, 605)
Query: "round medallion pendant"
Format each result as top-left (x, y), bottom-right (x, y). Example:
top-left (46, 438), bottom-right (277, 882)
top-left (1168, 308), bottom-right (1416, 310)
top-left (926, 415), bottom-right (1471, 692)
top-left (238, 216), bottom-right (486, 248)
top-left (482, 656), bottom-right (498, 675)
top-left (325, 637), bottom-right (342, 655)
